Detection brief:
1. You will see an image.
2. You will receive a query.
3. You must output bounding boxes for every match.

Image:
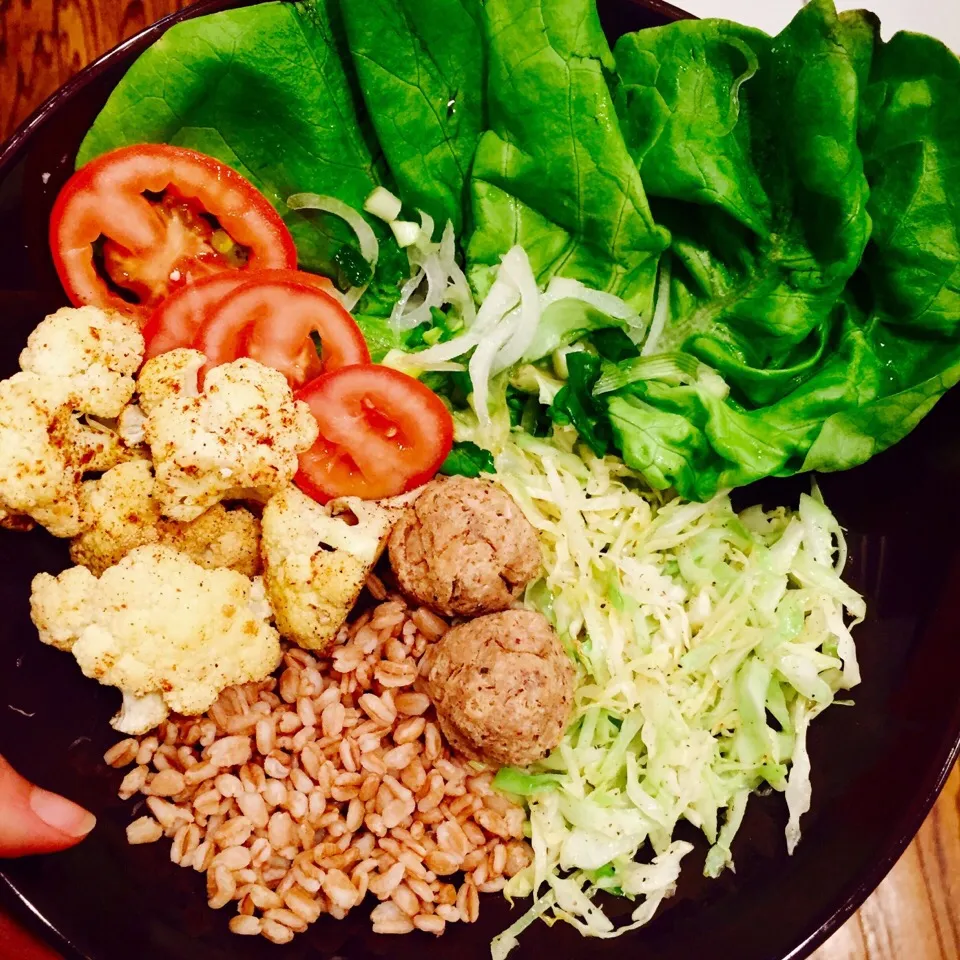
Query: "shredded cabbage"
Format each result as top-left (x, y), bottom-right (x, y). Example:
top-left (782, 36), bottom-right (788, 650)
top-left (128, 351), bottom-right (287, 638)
top-left (457, 396), bottom-right (865, 956)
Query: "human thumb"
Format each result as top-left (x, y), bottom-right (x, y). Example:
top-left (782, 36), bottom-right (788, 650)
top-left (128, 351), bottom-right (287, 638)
top-left (0, 754), bottom-right (96, 857)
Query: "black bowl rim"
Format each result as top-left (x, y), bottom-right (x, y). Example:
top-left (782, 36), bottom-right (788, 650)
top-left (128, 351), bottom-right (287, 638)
top-left (0, 2), bottom-right (957, 959)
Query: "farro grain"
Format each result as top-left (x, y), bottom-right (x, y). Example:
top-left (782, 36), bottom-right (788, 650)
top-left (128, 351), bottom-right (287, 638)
top-left (207, 866), bottom-right (236, 909)
top-left (414, 913), bottom-right (445, 935)
top-left (212, 846), bottom-right (252, 871)
top-left (208, 736), bottom-right (251, 769)
top-left (435, 904), bottom-right (460, 923)
top-left (262, 778), bottom-right (287, 807)
top-left (370, 902), bottom-right (415, 935)
top-left (236, 790), bottom-right (269, 828)
top-left (184, 761), bottom-right (217, 786)
top-left (148, 768), bottom-right (186, 797)
top-left (104, 738), bottom-right (138, 768)
top-left (391, 882), bottom-right (420, 917)
top-left (261, 919), bottom-right (294, 944)
top-left (229, 915), bottom-right (261, 936)
top-left (457, 881), bottom-right (480, 923)
top-left (393, 692), bottom-right (431, 717)
top-left (118, 765), bottom-right (148, 800)
top-left (263, 908), bottom-right (308, 933)
top-left (255, 718), bottom-right (276, 756)
top-left (126, 816), bottom-right (162, 844)
top-left (136, 736), bottom-right (159, 766)
top-left (213, 816), bottom-right (253, 848)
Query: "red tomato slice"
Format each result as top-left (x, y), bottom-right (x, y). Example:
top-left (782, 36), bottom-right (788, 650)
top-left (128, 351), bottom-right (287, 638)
top-left (193, 279), bottom-right (370, 388)
top-left (295, 365), bottom-right (454, 502)
top-left (50, 144), bottom-right (297, 321)
top-left (142, 270), bottom-right (336, 361)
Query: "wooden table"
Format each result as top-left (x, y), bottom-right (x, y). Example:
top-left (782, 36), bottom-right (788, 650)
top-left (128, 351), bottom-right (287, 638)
top-left (1, 2), bottom-right (958, 959)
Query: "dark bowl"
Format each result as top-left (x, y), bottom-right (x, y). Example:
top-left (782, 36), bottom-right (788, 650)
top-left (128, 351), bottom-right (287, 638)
top-left (1, 2), bottom-right (959, 959)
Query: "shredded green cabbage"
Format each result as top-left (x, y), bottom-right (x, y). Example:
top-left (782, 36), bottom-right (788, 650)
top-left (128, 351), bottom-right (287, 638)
top-left (459, 393), bottom-right (865, 957)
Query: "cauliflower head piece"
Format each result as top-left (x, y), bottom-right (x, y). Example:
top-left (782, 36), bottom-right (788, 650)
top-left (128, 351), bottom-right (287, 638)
top-left (19, 306), bottom-right (143, 419)
top-left (30, 545), bottom-right (281, 734)
top-left (139, 351), bottom-right (318, 521)
top-left (261, 485), bottom-right (411, 652)
top-left (70, 460), bottom-right (262, 577)
top-left (0, 307), bottom-right (145, 537)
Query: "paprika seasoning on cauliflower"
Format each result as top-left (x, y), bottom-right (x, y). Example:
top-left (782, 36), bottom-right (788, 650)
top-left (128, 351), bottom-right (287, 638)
top-left (71, 460), bottom-right (262, 577)
top-left (134, 350), bottom-right (319, 521)
top-left (0, 306), bottom-right (144, 536)
top-left (30, 544), bottom-right (281, 735)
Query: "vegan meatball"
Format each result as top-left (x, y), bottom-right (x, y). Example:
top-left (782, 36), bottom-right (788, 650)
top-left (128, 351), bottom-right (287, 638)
top-left (388, 476), bottom-right (541, 617)
top-left (424, 609), bottom-right (575, 767)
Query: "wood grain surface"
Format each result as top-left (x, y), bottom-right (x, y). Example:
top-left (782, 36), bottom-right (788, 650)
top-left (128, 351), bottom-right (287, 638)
top-left (0, 2), bottom-right (958, 960)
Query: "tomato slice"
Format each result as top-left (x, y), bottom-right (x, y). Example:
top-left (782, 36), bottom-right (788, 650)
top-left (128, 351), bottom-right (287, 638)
top-left (142, 269), bottom-right (336, 361)
top-left (193, 279), bottom-right (370, 388)
top-left (50, 144), bottom-right (297, 321)
top-left (295, 365), bottom-right (454, 502)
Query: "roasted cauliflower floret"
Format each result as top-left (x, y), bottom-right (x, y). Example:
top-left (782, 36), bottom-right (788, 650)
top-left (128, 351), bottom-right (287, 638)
top-left (70, 460), bottom-right (261, 577)
top-left (19, 306), bottom-right (143, 419)
top-left (138, 351), bottom-right (318, 521)
top-left (389, 476), bottom-right (542, 617)
top-left (261, 485), bottom-right (409, 652)
top-left (30, 545), bottom-right (281, 734)
top-left (0, 307), bottom-right (145, 537)
top-left (135, 348), bottom-right (204, 416)
top-left (424, 610), bottom-right (575, 767)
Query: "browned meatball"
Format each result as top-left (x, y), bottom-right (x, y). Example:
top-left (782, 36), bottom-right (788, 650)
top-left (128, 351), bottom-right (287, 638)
top-left (388, 476), bottom-right (541, 617)
top-left (424, 610), bottom-right (575, 767)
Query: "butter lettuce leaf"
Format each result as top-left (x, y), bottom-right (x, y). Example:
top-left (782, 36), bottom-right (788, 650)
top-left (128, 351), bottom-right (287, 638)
top-left (340, 0), bottom-right (485, 233)
top-left (602, 1), bottom-right (960, 500)
top-left (467, 0), bottom-right (669, 316)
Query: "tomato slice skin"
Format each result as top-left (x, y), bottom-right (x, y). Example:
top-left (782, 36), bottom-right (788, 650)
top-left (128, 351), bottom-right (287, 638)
top-left (50, 144), bottom-right (297, 321)
top-left (142, 270), bottom-right (336, 362)
top-left (295, 365), bottom-right (454, 503)
top-left (193, 279), bottom-right (370, 388)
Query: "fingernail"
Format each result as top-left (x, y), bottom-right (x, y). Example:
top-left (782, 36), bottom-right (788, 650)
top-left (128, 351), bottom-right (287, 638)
top-left (29, 788), bottom-right (96, 839)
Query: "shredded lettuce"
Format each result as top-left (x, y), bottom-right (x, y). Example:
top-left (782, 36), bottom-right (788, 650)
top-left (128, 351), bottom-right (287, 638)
top-left (460, 392), bottom-right (865, 954)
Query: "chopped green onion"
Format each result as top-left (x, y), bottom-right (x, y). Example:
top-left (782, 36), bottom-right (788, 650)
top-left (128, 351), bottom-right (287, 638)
top-left (363, 186), bottom-right (403, 222)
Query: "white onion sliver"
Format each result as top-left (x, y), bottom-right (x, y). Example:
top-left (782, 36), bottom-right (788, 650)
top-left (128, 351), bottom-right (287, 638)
top-left (286, 193), bottom-right (379, 267)
top-left (419, 210), bottom-right (436, 244)
top-left (542, 277), bottom-right (640, 324)
top-left (391, 268), bottom-right (432, 330)
top-left (492, 247), bottom-right (541, 374)
top-left (470, 317), bottom-right (517, 426)
top-left (340, 284), bottom-right (367, 312)
top-left (642, 259), bottom-right (672, 357)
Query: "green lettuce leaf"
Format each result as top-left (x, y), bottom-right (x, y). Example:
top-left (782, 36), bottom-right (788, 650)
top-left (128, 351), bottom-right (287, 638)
top-left (76, 0), bottom-right (402, 288)
top-left (614, 0), bottom-right (871, 381)
top-left (550, 353), bottom-right (612, 458)
top-left (340, 0), bottom-right (485, 233)
top-left (466, 0), bottom-right (669, 315)
top-left (603, 2), bottom-right (960, 500)
top-left (440, 440), bottom-right (496, 478)
top-left (856, 30), bottom-right (960, 336)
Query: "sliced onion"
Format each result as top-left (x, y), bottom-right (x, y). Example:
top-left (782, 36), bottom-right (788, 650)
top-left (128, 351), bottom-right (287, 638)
top-left (492, 247), bottom-right (541, 375)
top-left (287, 193), bottom-right (379, 266)
top-left (470, 312), bottom-right (517, 426)
top-left (419, 210), bottom-right (436, 244)
top-left (641, 258), bottom-right (672, 357)
top-left (391, 268), bottom-right (431, 330)
top-left (541, 276), bottom-right (641, 326)
top-left (286, 193), bottom-right (379, 311)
